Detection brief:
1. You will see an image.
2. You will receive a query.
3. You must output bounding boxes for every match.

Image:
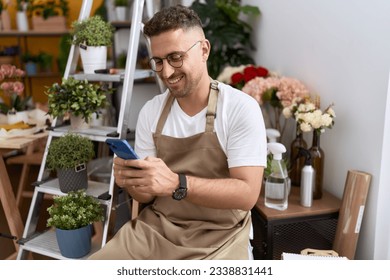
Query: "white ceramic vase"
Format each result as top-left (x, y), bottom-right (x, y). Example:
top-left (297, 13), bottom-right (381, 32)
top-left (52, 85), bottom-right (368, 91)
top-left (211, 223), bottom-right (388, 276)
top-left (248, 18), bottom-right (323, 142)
top-left (115, 7), bottom-right (127, 21)
top-left (79, 46), bottom-right (107, 74)
top-left (70, 114), bottom-right (90, 130)
top-left (16, 11), bottom-right (29, 31)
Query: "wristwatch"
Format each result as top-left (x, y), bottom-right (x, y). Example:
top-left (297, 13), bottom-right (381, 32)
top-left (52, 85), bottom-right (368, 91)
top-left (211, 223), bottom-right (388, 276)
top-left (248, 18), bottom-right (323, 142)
top-left (172, 174), bottom-right (187, 200)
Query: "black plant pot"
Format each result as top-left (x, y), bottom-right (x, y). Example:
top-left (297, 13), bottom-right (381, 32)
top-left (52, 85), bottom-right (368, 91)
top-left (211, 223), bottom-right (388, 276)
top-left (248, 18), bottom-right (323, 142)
top-left (57, 163), bottom-right (88, 193)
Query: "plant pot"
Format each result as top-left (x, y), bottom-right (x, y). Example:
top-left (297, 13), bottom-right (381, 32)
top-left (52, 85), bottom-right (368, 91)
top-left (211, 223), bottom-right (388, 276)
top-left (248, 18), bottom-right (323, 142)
top-left (32, 16), bottom-right (67, 32)
top-left (55, 224), bottom-right (92, 258)
top-left (16, 11), bottom-right (29, 31)
top-left (24, 62), bottom-right (38, 75)
top-left (57, 164), bottom-right (88, 193)
top-left (115, 6), bottom-right (127, 21)
top-left (79, 46), bottom-right (107, 74)
top-left (70, 114), bottom-right (90, 130)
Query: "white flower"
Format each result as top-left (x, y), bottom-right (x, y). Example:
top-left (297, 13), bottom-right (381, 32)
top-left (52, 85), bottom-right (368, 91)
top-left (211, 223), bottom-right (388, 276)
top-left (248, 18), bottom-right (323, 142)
top-left (216, 65), bottom-right (248, 84)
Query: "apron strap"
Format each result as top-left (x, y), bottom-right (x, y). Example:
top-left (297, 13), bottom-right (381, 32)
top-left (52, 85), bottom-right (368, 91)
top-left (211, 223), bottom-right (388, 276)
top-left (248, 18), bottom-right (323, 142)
top-left (206, 79), bottom-right (219, 132)
top-left (155, 93), bottom-right (175, 136)
top-left (155, 79), bottom-right (219, 135)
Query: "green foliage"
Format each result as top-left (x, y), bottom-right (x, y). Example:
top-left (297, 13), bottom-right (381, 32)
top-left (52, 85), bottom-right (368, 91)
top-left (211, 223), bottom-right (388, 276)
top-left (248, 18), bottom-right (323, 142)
top-left (47, 190), bottom-right (104, 230)
top-left (21, 52), bottom-right (39, 63)
top-left (190, 0), bottom-right (260, 79)
top-left (70, 15), bottom-right (114, 47)
top-left (46, 77), bottom-right (111, 122)
top-left (27, 0), bottom-right (69, 19)
top-left (46, 133), bottom-right (95, 170)
top-left (57, 34), bottom-right (72, 75)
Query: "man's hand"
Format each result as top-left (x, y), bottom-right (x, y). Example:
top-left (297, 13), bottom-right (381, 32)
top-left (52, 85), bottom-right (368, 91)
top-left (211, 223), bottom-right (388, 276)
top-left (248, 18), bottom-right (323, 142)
top-left (113, 156), bottom-right (179, 202)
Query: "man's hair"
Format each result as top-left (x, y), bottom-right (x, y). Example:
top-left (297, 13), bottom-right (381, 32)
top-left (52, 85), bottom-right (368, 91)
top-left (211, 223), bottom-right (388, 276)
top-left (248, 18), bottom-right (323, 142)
top-left (143, 5), bottom-right (203, 37)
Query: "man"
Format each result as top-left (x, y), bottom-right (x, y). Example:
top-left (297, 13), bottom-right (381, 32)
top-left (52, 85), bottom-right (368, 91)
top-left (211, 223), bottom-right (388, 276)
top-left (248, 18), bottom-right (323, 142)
top-left (89, 5), bottom-right (267, 260)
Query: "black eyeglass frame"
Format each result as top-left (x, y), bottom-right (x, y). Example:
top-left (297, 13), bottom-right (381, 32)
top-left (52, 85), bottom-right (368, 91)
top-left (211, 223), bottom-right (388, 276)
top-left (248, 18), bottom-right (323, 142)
top-left (149, 40), bottom-right (202, 72)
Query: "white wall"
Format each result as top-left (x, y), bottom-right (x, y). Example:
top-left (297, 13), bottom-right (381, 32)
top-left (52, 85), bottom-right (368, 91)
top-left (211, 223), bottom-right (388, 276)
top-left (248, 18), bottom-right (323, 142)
top-left (243, 0), bottom-right (390, 259)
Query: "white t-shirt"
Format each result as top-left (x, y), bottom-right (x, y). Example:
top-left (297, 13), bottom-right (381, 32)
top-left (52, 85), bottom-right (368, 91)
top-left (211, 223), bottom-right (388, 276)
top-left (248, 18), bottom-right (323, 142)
top-left (134, 82), bottom-right (267, 168)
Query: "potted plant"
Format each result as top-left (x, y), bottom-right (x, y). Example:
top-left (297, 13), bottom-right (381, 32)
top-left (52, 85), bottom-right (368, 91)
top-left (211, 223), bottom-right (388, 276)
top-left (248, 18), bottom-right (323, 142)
top-left (70, 15), bottom-right (114, 73)
top-left (113, 0), bottom-right (129, 21)
top-left (191, 0), bottom-right (260, 79)
top-left (46, 133), bottom-right (95, 193)
top-left (16, 0), bottom-right (29, 31)
top-left (46, 77), bottom-right (111, 128)
top-left (47, 190), bottom-right (104, 258)
top-left (21, 52), bottom-right (39, 75)
top-left (37, 51), bottom-right (53, 73)
top-left (28, 0), bottom-right (69, 31)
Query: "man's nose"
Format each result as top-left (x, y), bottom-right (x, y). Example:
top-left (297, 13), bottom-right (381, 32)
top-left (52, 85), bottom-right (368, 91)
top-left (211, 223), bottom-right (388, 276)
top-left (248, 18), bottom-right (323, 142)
top-left (160, 59), bottom-right (175, 78)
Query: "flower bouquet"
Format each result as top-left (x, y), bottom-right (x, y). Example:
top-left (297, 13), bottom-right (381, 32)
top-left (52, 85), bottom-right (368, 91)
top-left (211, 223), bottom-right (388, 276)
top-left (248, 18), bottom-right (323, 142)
top-left (0, 64), bottom-right (31, 114)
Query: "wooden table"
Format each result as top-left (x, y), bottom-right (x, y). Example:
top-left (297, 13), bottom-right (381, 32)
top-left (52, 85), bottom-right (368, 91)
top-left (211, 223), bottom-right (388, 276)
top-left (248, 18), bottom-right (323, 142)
top-left (251, 187), bottom-right (341, 259)
top-left (0, 132), bottom-right (47, 259)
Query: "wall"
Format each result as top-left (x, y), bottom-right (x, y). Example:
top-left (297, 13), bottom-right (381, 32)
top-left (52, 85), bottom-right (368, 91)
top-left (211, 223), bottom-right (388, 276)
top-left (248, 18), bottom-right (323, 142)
top-left (243, 0), bottom-right (390, 259)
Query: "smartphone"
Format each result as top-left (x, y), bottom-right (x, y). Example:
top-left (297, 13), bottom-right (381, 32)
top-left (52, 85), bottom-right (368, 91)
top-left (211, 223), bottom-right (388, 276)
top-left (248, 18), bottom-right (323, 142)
top-left (105, 139), bottom-right (139, 160)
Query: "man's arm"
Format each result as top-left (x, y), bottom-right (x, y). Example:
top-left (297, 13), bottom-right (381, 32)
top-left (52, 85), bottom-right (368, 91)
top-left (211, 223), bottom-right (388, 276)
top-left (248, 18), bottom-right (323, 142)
top-left (186, 166), bottom-right (264, 211)
top-left (113, 156), bottom-right (263, 211)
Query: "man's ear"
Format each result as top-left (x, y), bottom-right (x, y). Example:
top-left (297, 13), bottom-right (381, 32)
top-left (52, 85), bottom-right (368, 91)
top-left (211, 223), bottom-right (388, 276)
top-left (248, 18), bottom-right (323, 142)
top-left (201, 39), bottom-right (211, 62)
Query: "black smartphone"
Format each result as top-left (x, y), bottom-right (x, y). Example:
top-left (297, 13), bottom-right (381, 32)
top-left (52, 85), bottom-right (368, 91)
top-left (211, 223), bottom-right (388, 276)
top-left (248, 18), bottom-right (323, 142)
top-left (105, 139), bottom-right (139, 160)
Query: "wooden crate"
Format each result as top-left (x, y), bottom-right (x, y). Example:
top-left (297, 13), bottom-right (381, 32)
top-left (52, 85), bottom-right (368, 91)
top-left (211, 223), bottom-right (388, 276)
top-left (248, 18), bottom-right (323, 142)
top-left (32, 16), bottom-right (67, 32)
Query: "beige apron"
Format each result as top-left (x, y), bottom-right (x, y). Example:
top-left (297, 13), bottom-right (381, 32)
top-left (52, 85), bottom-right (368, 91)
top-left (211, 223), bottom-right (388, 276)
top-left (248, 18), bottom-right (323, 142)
top-left (89, 80), bottom-right (251, 260)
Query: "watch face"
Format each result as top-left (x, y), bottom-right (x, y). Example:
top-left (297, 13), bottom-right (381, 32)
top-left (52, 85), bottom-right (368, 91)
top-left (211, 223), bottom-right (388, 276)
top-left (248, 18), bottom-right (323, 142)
top-left (173, 188), bottom-right (187, 200)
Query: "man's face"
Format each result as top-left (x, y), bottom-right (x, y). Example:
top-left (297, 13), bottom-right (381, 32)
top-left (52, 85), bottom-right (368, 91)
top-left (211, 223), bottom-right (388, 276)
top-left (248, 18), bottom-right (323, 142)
top-left (149, 28), bottom-right (208, 99)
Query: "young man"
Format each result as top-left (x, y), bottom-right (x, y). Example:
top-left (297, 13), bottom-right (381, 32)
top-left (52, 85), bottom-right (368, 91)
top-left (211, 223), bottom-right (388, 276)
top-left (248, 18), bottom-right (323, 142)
top-left (89, 5), bottom-right (267, 260)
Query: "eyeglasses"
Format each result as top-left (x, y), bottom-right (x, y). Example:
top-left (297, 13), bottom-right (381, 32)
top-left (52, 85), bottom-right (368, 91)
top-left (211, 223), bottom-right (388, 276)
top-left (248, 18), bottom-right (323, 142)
top-left (149, 40), bottom-right (201, 72)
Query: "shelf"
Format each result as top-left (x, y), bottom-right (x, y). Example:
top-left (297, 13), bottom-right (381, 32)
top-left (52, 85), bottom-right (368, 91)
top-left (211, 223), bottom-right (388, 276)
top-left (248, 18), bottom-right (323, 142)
top-left (37, 178), bottom-right (111, 206)
top-left (0, 30), bottom-right (69, 37)
top-left (20, 229), bottom-right (101, 260)
top-left (71, 69), bottom-right (155, 82)
top-left (50, 125), bottom-right (120, 141)
top-left (111, 21), bottom-right (131, 29)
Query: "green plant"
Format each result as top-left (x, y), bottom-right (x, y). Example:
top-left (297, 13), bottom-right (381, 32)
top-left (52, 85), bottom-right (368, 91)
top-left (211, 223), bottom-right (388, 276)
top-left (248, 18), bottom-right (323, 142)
top-left (70, 15), bottom-right (114, 47)
top-left (114, 0), bottom-right (128, 7)
top-left (37, 51), bottom-right (53, 71)
top-left (28, 0), bottom-right (69, 19)
top-left (46, 77), bottom-right (111, 122)
top-left (47, 190), bottom-right (104, 230)
top-left (57, 34), bottom-right (72, 75)
top-left (190, 0), bottom-right (260, 79)
top-left (21, 52), bottom-right (39, 63)
top-left (46, 133), bottom-right (95, 170)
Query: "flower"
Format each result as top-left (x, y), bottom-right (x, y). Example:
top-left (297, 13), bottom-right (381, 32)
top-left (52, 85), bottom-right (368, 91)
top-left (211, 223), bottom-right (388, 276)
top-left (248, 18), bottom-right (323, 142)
top-left (0, 64), bottom-right (31, 113)
top-left (293, 100), bottom-right (336, 134)
top-left (217, 64), bottom-right (269, 89)
top-left (241, 73), bottom-right (310, 139)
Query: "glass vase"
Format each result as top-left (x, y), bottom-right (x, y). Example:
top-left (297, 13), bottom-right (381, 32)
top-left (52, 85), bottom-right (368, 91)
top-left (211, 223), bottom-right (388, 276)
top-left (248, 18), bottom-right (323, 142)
top-left (289, 127), bottom-right (307, 187)
top-left (309, 130), bottom-right (325, 199)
